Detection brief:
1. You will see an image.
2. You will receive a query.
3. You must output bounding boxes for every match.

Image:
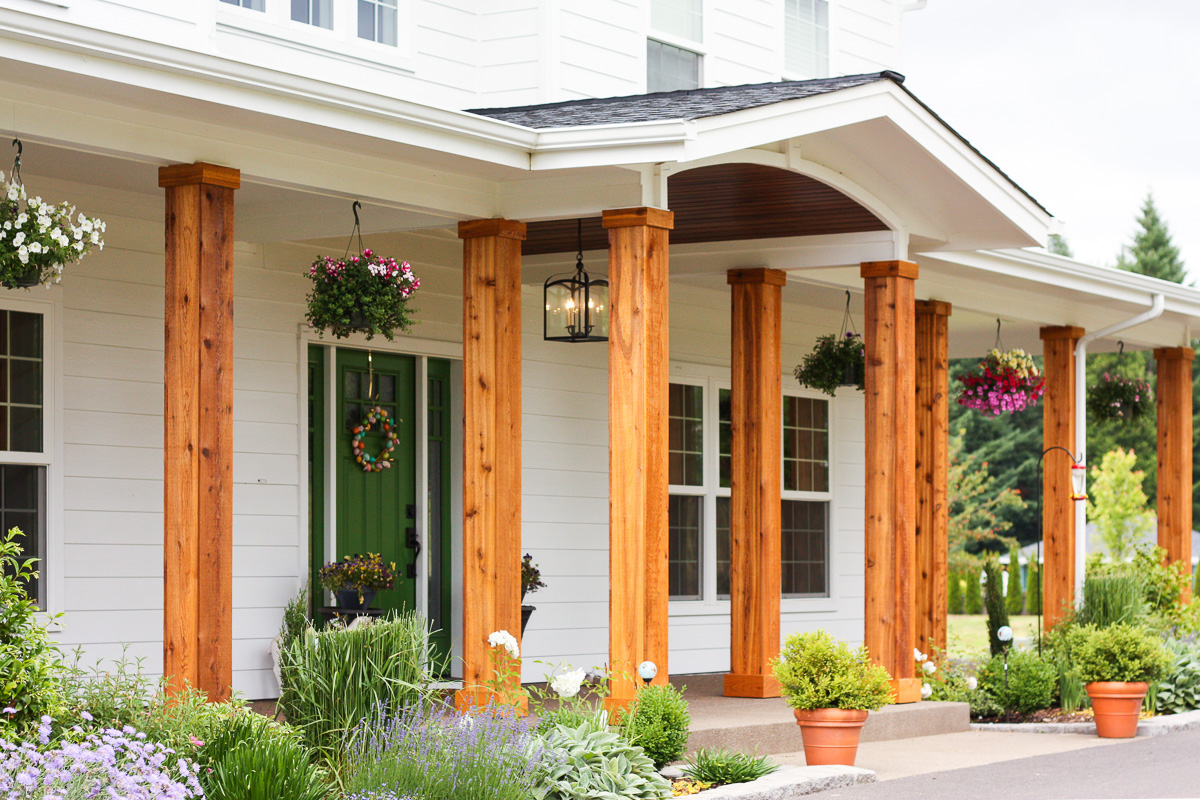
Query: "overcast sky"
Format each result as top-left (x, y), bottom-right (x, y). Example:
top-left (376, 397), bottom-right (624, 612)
top-left (901, 1), bottom-right (1200, 280)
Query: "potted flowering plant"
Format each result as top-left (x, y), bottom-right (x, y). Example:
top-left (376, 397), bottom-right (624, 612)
top-left (957, 348), bottom-right (1045, 416)
top-left (1069, 622), bottom-right (1172, 738)
top-left (306, 248), bottom-right (419, 341)
top-left (521, 553), bottom-right (547, 635)
top-left (1088, 373), bottom-right (1152, 422)
top-left (794, 333), bottom-right (865, 397)
top-left (0, 168), bottom-right (105, 289)
top-left (318, 552), bottom-right (396, 610)
top-left (771, 630), bottom-right (893, 766)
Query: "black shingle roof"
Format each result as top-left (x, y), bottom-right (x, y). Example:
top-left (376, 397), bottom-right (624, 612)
top-left (468, 71), bottom-right (903, 129)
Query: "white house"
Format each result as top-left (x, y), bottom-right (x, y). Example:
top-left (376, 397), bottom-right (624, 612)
top-left (0, 0), bottom-right (1196, 705)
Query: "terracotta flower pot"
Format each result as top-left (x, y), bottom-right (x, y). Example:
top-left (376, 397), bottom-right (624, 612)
top-left (793, 708), bottom-right (869, 766)
top-left (1086, 681), bottom-right (1148, 738)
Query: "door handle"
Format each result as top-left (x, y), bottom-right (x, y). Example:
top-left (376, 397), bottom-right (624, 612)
top-left (406, 527), bottom-right (421, 557)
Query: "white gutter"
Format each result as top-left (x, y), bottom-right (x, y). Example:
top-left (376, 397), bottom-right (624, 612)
top-left (1072, 293), bottom-right (1166, 600)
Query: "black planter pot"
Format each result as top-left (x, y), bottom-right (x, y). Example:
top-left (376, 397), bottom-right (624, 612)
top-left (336, 588), bottom-right (377, 610)
top-left (840, 360), bottom-right (865, 388)
top-left (347, 309), bottom-right (369, 329)
top-left (521, 604), bottom-right (535, 636)
top-left (2, 272), bottom-right (41, 289)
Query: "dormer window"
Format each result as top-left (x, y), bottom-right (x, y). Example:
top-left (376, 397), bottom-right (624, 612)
top-left (292, 0), bottom-right (333, 29)
top-left (358, 0), bottom-right (398, 46)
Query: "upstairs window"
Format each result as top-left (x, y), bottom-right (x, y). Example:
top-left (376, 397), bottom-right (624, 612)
top-left (647, 40), bottom-right (701, 93)
top-left (220, 0), bottom-right (265, 10)
top-left (784, 0), bottom-right (829, 78)
top-left (292, 0), bottom-right (333, 29)
top-left (651, 0), bottom-right (702, 42)
top-left (359, 0), bottom-right (398, 46)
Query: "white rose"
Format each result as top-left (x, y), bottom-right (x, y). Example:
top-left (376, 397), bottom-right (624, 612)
top-left (922, 661), bottom-right (936, 674)
top-left (920, 682), bottom-right (933, 699)
top-left (487, 630), bottom-right (520, 660)
top-left (12, 231), bottom-right (25, 247)
top-left (966, 676), bottom-right (978, 691)
top-left (914, 648), bottom-right (927, 663)
top-left (550, 668), bottom-right (587, 699)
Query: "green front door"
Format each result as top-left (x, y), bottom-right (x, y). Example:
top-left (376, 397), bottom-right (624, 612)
top-left (335, 349), bottom-right (417, 614)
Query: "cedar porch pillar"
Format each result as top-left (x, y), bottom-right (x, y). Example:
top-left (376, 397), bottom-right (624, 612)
top-left (914, 300), bottom-right (951, 655)
top-left (159, 162), bottom-right (239, 701)
top-left (455, 218), bottom-right (525, 710)
top-left (1040, 326), bottom-right (1084, 629)
top-left (861, 260), bottom-right (920, 703)
top-left (1155, 346), bottom-right (1194, 594)
top-left (605, 207), bottom-right (673, 709)
top-left (725, 268), bottom-right (785, 699)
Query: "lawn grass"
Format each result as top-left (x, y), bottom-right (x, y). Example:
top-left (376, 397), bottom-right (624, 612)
top-left (946, 614), bottom-right (1041, 657)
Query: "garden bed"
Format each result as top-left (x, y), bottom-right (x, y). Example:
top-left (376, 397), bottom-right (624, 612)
top-left (684, 765), bottom-right (875, 799)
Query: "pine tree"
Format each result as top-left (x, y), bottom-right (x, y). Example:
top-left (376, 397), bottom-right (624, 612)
top-left (984, 558), bottom-right (1011, 656)
top-left (948, 571), bottom-right (965, 615)
top-left (1115, 193), bottom-right (1189, 284)
top-left (1047, 234), bottom-right (1073, 257)
top-left (1027, 558), bottom-right (1042, 615)
top-left (1005, 544), bottom-right (1024, 615)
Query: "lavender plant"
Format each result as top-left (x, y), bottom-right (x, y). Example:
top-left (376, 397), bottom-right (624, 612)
top-left (0, 716), bottom-right (203, 799)
top-left (341, 701), bottom-right (552, 800)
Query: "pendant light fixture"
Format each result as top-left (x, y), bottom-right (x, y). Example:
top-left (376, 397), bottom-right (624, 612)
top-left (543, 219), bottom-right (609, 343)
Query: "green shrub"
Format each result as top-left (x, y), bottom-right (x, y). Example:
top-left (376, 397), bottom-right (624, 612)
top-left (682, 748), bottom-right (777, 786)
top-left (196, 711), bottom-right (331, 800)
top-left (965, 567), bottom-right (984, 614)
top-left (1006, 550), bottom-right (1024, 616)
top-left (281, 584), bottom-right (311, 655)
top-left (1027, 560), bottom-right (1042, 615)
top-left (948, 573), bottom-right (965, 615)
top-left (538, 722), bottom-right (672, 800)
top-left (1156, 639), bottom-right (1200, 714)
top-left (983, 558), bottom-right (1010, 657)
top-left (279, 612), bottom-right (438, 764)
top-left (772, 630), bottom-right (893, 712)
top-left (1078, 574), bottom-right (1146, 629)
top-left (977, 650), bottom-right (1057, 714)
top-left (1069, 622), bottom-right (1172, 684)
top-left (619, 684), bottom-right (690, 769)
top-left (0, 527), bottom-right (65, 734)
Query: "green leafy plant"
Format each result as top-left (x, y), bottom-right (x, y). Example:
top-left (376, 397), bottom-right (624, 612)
top-left (537, 722), bottom-right (673, 800)
top-left (1006, 548), bottom-right (1025, 616)
top-left (281, 585), bottom-right (311, 655)
top-left (318, 553), bottom-right (396, 597)
top-left (681, 748), bottom-right (778, 786)
top-left (1155, 638), bottom-right (1200, 714)
top-left (522, 553), bottom-right (547, 598)
top-left (983, 558), bottom-right (1011, 656)
top-left (1069, 622), bottom-right (1172, 684)
top-left (793, 333), bottom-right (864, 396)
top-left (278, 612), bottom-right (439, 766)
top-left (306, 249), bottom-right (419, 341)
top-left (771, 630), bottom-right (893, 712)
top-left (948, 573), bottom-right (965, 615)
top-left (977, 649), bottom-right (1057, 714)
top-left (1077, 574), bottom-right (1146, 629)
top-left (618, 683), bottom-right (690, 769)
top-left (1088, 374), bottom-right (1152, 423)
top-left (196, 711), bottom-right (331, 800)
top-left (1086, 448), bottom-right (1153, 562)
top-left (0, 527), bottom-right (65, 734)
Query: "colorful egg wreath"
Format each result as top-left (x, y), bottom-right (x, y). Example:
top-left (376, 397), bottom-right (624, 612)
top-left (351, 405), bottom-right (399, 472)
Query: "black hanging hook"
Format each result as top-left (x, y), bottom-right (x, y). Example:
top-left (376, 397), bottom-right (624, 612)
top-left (344, 200), bottom-right (365, 258)
top-left (1117, 340), bottom-right (1125, 357)
top-left (994, 318), bottom-right (1005, 351)
top-left (10, 138), bottom-right (22, 186)
top-left (352, 200), bottom-right (361, 229)
top-left (839, 290), bottom-right (859, 338)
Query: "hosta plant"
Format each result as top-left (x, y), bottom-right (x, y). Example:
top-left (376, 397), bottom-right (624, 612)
top-left (537, 722), bottom-right (673, 800)
top-left (957, 348), bottom-right (1045, 416)
top-left (0, 170), bottom-right (105, 289)
top-left (1155, 639), bottom-right (1200, 714)
top-left (306, 249), bottom-right (419, 341)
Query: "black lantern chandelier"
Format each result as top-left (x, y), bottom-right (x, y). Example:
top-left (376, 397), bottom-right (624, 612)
top-left (543, 219), bottom-right (609, 343)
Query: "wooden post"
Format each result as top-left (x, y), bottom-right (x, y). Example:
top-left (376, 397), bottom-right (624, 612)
top-left (159, 162), bottom-right (239, 701)
top-left (1040, 326), bottom-right (1084, 629)
top-left (725, 268), bottom-right (785, 699)
top-left (1155, 346), bottom-right (1194, 594)
top-left (455, 218), bottom-right (525, 710)
top-left (861, 260), bottom-right (920, 703)
top-left (605, 207), bottom-right (673, 710)
top-left (914, 300), bottom-right (951, 655)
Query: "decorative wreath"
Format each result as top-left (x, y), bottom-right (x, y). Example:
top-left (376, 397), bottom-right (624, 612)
top-left (351, 405), bottom-right (399, 472)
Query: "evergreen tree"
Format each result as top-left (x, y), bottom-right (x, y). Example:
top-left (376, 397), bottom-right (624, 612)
top-left (1005, 544), bottom-right (1025, 615)
top-left (948, 572), bottom-right (965, 615)
top-left (1047, 234), bottom-right (1073, 257)
top-left (1115, 193), bottom-right (1189, 284)
top-left (1027, 558), bottom-right (1042, 615)
top-left (983, 558), bottom-right (1011, 656)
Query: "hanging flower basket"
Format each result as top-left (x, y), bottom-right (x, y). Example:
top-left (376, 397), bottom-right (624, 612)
top-left (1088, 373), bottom-right (1152, 422)
top-left (957, 348), bottom-right (1045, 416)
top-left (795, 333), bottom-right (866, 396)
top-left (0, 162), bottom-right (105, 290)
top-left (305, 248), bottom-right (420, 341)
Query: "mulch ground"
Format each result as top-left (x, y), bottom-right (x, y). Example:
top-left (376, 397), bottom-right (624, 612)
top-left (973, 707), bottom-right (1094, 724)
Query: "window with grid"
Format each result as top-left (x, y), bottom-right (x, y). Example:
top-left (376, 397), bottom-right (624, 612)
top-left (647, 40), bottom-right (701, 93)
top-left (784, 0), bottom-right (829, 78)
top-left (292, 0), bottom-right (332, 28)
top-left (358, 0), bottom-right (398, 45)
top-left (0, 310), bottom-right (46, 606)
top-left (781, 499), bottom-right (827, 597)
top-left (651, 0), bottom-right (702, 42)
top-left (220, 0), bottom-right (265, 10)
top-left (668, 382), bottom-right (704, 600)
top-left (784, 395), bottom-right (828, 492)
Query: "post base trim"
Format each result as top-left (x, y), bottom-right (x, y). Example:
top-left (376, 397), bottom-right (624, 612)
top-left (724, 673), bottom-right (782, 698)
top-left (889, 677), bottom-right (922, 704)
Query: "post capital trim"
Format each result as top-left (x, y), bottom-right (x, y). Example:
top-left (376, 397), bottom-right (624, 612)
top-left (1039, 325), bottom-right (1086, 341)
top-left (860, 260), bottom-right (918, 280)
top-left (1154, 346), bottom-right (1195, 362)
top-left (602, 207), bottom-right (674, 230)
top-left (727, 267), bottom-right (786, 287)
top-left (458, 218), bottom-right (527, 241)
top-left (915, 299), bottom-right (952, 317)
top-left (158, 162), bottom-right (241, 190)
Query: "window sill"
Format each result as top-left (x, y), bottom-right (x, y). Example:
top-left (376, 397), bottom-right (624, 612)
top-left (668, 596), bottom-right (837, 617)
top-left (215, 10), bottom-right (415, 75)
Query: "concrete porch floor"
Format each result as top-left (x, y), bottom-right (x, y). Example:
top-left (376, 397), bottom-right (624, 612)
top-left (673, 673), bottom-right (970, 756)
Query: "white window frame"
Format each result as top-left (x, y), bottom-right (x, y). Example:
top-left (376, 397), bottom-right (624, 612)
top-left (667, 376), bottom-right (707, 602)
top-left (667, 366), bottom-right (839, 617)
top-left (0, 293), bottom-right (64, 623)
top-left (645, 0), bottom-right (707, 93)
top-left (780, 0), bottom-right (832, 81)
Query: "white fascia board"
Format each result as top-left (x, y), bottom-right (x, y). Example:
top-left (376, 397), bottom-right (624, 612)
top-left (928, 249), bottom-right (1200, 321)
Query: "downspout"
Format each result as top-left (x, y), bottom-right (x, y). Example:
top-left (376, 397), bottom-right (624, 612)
top-left (1072, 293), bottom-right (1166, 600)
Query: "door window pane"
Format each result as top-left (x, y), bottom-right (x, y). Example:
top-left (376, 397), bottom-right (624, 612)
top-left (718, 389), bottom-right (731, 489)
top-left (781, 500), bottom-right (828, 597)
top-left (784, 0), bottom-right (829, 78)
top-left (0, 311), bottom-right (43, 454)
top-left (668, 495), bottom-right (702, 600)
top-left (651, 0), bottom-right (702, 42)
top-left (359, 0), bottom-right (398, 45)
top-left (668, 383), bottom-right (704, 486)
top-left (783, 395), bottom-right (828, 492)
top-left (0, 465), bottom-right (45, 605)
top-left (647, 40), bottom-right (701, 93)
